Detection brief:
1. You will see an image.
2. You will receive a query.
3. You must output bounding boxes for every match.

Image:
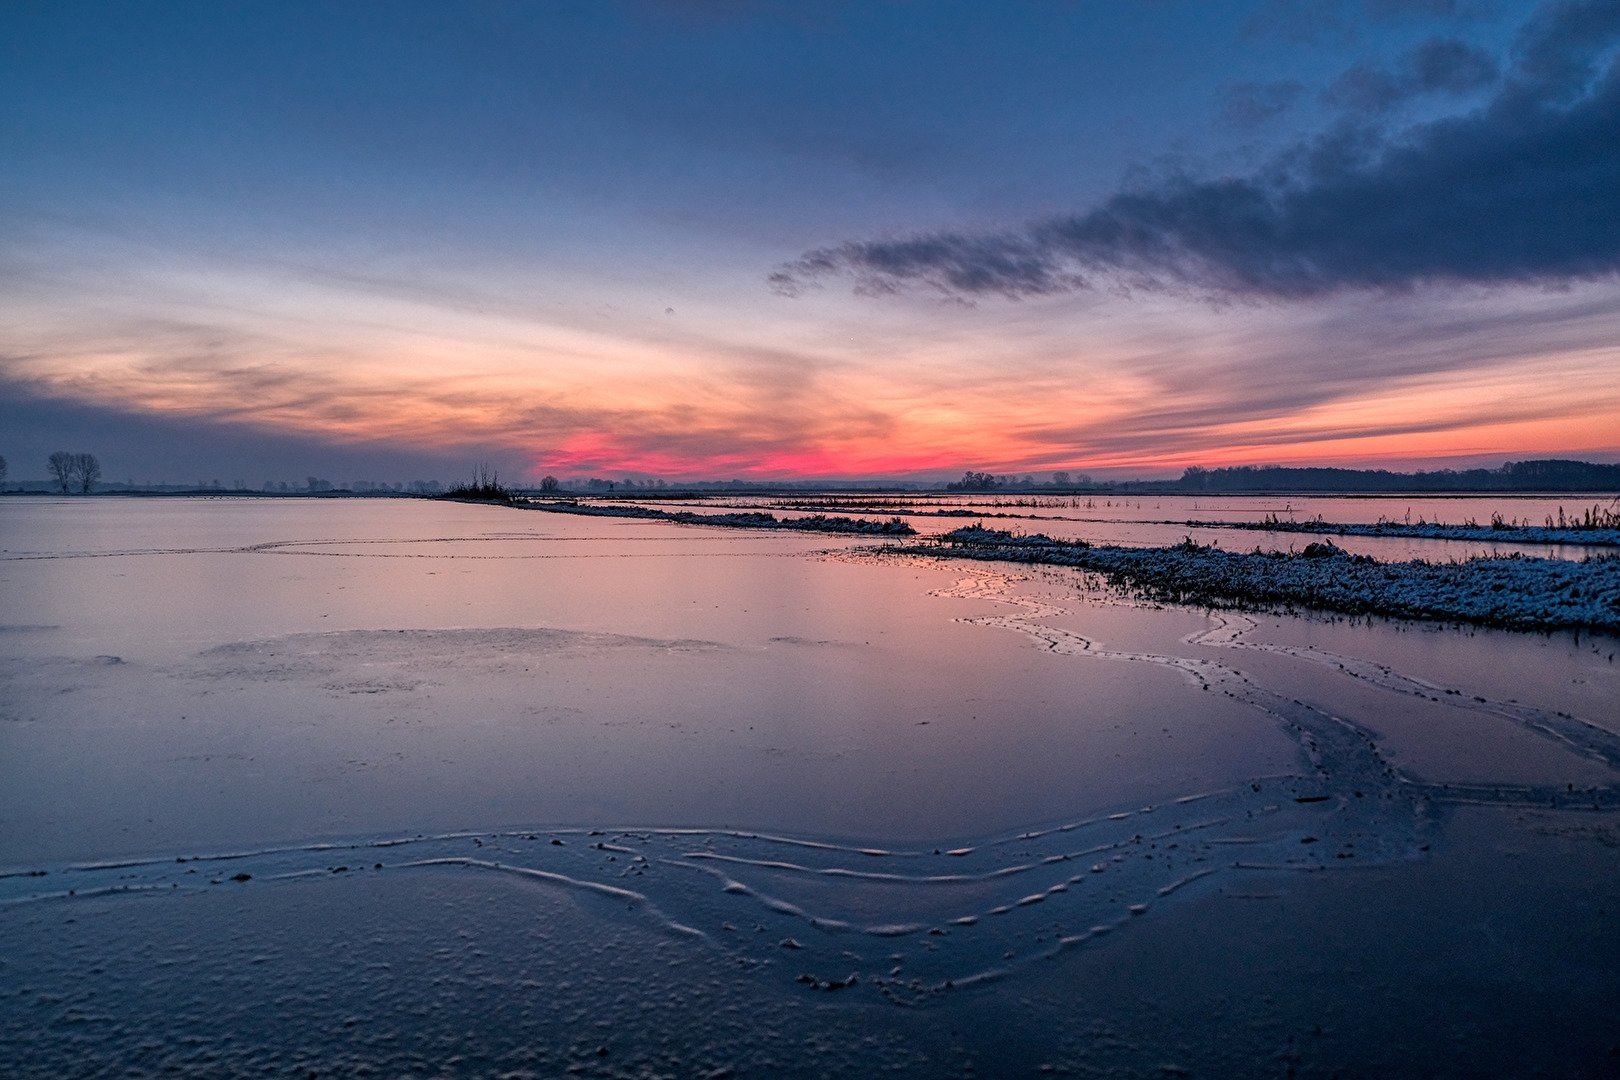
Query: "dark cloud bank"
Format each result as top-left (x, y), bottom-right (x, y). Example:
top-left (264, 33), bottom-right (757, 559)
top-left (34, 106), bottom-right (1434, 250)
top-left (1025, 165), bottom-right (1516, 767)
top-left (772, 1), bottom-right (1620, 302)
top-left (0, 380), bottom-right (485, 486)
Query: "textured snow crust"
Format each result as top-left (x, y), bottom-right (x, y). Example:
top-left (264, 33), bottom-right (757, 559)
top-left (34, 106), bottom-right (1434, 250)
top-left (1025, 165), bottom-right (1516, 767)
top-left (900, 527), bottom-right (1620, 633)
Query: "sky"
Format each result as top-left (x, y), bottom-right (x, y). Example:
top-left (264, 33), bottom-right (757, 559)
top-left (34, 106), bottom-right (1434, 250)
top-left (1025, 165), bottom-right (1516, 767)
top-left (2, 0), bottom-right (1618, 485)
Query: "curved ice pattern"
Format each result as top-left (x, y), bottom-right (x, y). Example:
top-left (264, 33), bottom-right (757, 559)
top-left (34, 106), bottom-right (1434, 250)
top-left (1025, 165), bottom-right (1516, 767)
top-left (4, 563), bottom-right (1616, 1005)
top-left (932, 562), bottom-right (1620, 798)
top-left (1187, 611), bottom-right (1620, 769)
top-left (0, 789), bottom-right (1398, 1007)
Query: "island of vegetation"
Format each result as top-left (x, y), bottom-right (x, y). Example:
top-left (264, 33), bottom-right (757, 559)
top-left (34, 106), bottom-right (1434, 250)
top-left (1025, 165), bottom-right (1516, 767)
top-left (526, 500), bottom-right (917, 536)
top-left (895, 526), bottom-right (1620, 634)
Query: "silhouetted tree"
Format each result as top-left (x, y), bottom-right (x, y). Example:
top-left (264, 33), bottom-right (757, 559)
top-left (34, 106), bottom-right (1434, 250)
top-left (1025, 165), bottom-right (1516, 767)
top-left (539, 475), bottom-right (560, 493)
top-left (946, 471), bottom-right (999, 491)
top-left (0, 454), bottom-right (7, 488)
top-left (72, 453), bottom-right (101, 493)
top-left (48, 451), bottom-right (75, 492)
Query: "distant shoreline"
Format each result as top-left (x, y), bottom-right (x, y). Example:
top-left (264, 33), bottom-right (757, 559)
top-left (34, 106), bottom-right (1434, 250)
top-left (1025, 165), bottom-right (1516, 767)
top-left (2, 455), bottom-right (1619, 498)
top-left (4, 486), bottom-right (1618, 500)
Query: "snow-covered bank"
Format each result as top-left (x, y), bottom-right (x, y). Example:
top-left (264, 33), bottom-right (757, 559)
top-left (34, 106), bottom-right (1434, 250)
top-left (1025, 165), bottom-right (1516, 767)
top-left (896, 527), bottom-right (1620, 634)
top-left (1190, 515), bottom-right (1620, 547)
top-left (525, 501), bottom-right (917, 535)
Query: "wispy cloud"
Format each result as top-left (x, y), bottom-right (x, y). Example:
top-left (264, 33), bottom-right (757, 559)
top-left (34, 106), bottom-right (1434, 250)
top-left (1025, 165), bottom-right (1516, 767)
top-left (0, 292), bottom-right (928, 479)
top-left (7, 273), bottom-right (1617, 478)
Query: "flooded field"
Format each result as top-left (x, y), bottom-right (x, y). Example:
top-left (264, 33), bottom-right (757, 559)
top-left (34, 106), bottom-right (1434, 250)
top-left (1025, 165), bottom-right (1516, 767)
top-left (2, 496), bottom-right (1618, 1077)
top-left (692, 491), bottom-right (1620, 562)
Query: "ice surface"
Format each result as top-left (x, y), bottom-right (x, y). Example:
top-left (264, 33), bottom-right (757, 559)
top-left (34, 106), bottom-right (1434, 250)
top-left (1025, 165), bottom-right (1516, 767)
top-left (1, 497), bottom-right (1618, 1076)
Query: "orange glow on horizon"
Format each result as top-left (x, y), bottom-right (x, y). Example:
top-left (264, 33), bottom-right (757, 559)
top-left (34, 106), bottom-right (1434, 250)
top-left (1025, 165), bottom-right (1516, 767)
top-left (6, 265), bottom-right (1618, 480)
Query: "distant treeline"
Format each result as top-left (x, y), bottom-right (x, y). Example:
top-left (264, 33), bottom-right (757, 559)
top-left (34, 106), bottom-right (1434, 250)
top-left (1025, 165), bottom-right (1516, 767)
top-left (1177, 459), bottom-right (1620, 493)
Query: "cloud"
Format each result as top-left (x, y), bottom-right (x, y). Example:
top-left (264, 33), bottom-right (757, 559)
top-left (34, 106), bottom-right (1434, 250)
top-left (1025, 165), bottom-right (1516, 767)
top-left (1220, 80), bottom-right (1306, 129)
top-left (1323, 37), bottom-right (1498, 114)
top-left (1410, 36), bottom-right (1499, 91)
top-left (0, 296), bottom-right (915, 481)
top-left (1512, 0), bottom-right (1620, 100)
top-left (773, 1), bottom-right (1620, 302)
top-left (0, 374), bottom-right (481, 484)
top-left (979, 283), bottom-right (1620, 471)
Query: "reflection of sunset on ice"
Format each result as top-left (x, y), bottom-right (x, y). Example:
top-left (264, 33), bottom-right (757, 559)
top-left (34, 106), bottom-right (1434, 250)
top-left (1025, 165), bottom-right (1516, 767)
top-left (3, 498), bottom-right (1618, 1074)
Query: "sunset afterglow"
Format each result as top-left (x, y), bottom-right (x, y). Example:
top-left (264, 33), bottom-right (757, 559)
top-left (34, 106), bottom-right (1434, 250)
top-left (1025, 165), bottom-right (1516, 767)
top-left (3, 1), bottom-right (1617, 482)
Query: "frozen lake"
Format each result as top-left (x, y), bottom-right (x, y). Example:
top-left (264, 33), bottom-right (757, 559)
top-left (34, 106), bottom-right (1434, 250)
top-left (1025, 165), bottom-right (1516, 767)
top-left (2, 496), bottom-right (1618, 1077)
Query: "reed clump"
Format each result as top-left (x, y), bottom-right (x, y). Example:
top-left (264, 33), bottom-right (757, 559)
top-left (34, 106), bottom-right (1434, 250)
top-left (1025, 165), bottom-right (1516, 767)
top-left (442, 464), bottom-right (515, 503)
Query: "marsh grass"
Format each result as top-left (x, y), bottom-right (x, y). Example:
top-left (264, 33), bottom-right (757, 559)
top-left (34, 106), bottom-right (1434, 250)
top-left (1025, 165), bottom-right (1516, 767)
top-left (897, 526), bottom-right (1620, 633)
top-left (1229, 503), bottom-right (1620, 544)
top-left (442, 465), bottom-right (515, 503)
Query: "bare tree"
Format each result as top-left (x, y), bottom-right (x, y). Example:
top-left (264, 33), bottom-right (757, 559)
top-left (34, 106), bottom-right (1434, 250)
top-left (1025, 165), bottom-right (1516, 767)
top-left (48, 451), bottom-right (74, 493)
top-left (73, 453), bottom-right (101, 493)
top-left (47, 451), bottom-right (101, 493)
top-left (0, 454), bottom-right (7, 488)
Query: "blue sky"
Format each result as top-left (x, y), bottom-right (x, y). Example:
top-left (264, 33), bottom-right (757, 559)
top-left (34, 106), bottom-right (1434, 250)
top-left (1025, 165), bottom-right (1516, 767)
top-left (3, 0), bottom-right (1615, 483)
